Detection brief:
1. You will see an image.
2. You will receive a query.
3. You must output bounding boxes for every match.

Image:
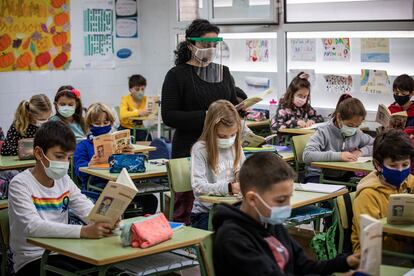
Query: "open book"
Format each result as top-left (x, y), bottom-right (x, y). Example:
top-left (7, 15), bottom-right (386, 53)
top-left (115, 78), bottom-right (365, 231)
top-left (387, 194), bottom-right (414, 224)
top-left (350, 157), bottom-right (373, 164)
top-left (145, 96), bottom-right (160, 120)
top-left (295, 183), bottom-right (346, 194)
top-left (359, 214), bottom-right (382, 276)
top-left (242, 132), bottom-right (278, 147)
top-left (92, 129), bottom-right (131, 166)
top-left (236, 88), bottom-right (273, 110)
top-left (375, 103), bottom-right (407, 127)
top-left (303, 122), bottom-right (329, 130)
top-left (88, 168), bottom-right (138, 226)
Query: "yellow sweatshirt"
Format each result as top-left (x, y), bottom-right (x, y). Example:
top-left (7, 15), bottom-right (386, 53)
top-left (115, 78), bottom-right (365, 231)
top-left (120, 94), bottom-right (147, 129)
top-left (351, 171), bottom-right (414, 252)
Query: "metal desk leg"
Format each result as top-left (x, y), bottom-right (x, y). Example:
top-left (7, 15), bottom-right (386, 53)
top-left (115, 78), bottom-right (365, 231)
top-left (40, 250), bottom-right (51, 276)
top-left (193, 245), bottom-right (207, 276)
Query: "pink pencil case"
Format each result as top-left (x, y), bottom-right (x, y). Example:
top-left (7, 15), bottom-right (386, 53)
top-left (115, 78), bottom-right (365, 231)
top-left (130, 213), bottom-right (173, 249)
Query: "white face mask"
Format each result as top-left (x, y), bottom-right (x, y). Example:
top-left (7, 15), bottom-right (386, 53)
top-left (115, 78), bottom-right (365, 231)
top-left (293, 96), bottom-right (307, 108)
top-left (35, 119), bottom-right (48, 127)
top-left (193, 46), bottom-right (217, 64)
top-left (217, 136), bottom-right (236, 149)
top-left (58, 105), bottom-right (76, 118)
top-left (340, 124), bottom-right (358, 137)
top-left (254, 193), bottom-right (292, 225)
top-left (40, 152), bottom-right (69, 180)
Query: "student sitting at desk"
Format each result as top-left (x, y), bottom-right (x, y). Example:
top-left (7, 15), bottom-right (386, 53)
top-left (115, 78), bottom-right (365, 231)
top-left (303, 96), bottom-right (374, 182)
top-left (270, 72), bottom-right (323, 134)
top-left (8, 121), bottom-right (117, 275)
top-left (351, 129), bottom-right (414, 253)
top-left (213, 152), bottom-right (360, 276)
top-left (74, 103), bottom-right (157, 214)
top-left (191, 100), bottom-right (245, 230)
top-left (388, 74), bottom-right (414, 135)
top-left (119, 74), bottom-right (151, 141)
top-left (1, 94), bottom-right (52, 156)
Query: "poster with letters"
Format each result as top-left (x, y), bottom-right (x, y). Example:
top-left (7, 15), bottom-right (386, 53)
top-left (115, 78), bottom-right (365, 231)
top-left (324, 74), bottom-right (353, 94)
top-left (361, 38), bottom-right (389, 63)
top-left (322, 38), bottom-right (350, 62)
top-left (290, 39), bottom-right (316, 62)
top-left (360, 69), bottom-right (390, 94)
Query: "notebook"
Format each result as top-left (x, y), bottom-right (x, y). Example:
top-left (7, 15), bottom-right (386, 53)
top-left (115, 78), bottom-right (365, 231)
top-left (295, 183), bottom-right (346, 194)
top-left (169, 222), bottom-right (185, 231)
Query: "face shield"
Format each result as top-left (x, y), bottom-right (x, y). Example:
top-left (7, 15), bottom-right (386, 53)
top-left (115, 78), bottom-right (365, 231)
top-left (188, 37), bottom-right (223, 83)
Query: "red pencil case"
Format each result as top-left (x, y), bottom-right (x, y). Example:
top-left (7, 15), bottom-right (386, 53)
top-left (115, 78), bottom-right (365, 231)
top-left (130, 213), bottom-right (173, 249)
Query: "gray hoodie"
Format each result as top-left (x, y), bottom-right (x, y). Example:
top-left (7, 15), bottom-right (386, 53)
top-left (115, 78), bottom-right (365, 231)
top-left (303, 119), bottom-right (374, 164)
top-left (191, 141), bottom-right (245, 214)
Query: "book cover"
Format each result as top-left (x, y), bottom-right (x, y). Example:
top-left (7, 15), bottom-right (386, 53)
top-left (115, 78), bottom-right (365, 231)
top-left (242, 132), bottom-right (277, 147)
top-left (387, 194), bottom-right (414, 224)
top-left (236, 88), bottom-right (273, 110)
top-left (375, 103), bottom-right (407, 127)
top-left (359, 214), bottom-right (382, 276)
top-left (92, 129), bottom-right (131, 165)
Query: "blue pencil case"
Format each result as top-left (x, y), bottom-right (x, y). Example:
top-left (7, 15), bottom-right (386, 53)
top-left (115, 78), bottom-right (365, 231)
top-left (108, 154), bottom-right (146, 174)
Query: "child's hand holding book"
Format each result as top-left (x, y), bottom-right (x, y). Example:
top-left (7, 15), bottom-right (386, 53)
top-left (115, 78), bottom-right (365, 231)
top-left (80, 221), bottom-right (116, 239)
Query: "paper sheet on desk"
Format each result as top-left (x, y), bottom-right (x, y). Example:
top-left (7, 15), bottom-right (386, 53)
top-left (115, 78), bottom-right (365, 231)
top-left (351, 157), bottom-right (373, 163)
top-left (303, 122), bottom-right (329, 130)
top-left (295, 183), bottom-right (346, 193)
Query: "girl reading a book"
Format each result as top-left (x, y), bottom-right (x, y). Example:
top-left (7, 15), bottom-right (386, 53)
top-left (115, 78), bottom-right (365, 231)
top-left (190, 100), bottom-right (245, 230)
top-left (74, 103), bottom-right (158, 214)
top-left (270, 72), bottom-right (324, 134)
top-left (49, 85), bottom-right (87, 141)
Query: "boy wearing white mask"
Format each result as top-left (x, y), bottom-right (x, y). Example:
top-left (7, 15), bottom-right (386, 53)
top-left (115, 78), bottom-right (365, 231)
top-left (213, 152), bottom-right (360, 276)
top-left (50, 85), bottom-right (87, 140)
top-left (303, 96), bottom-right (374, 183)
top-left (9, 121), bottom-right (117, 275)
top-left (190, 100), bottom-right (245, 230)
top-left (270, 72), bottom-right (324, 134)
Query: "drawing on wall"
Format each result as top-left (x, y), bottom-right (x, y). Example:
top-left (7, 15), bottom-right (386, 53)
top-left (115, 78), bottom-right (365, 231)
top-left (290, 39), bottom-right (316, 62)
top-left (0, 0), bottom-right (71, 72)
top-left (361, 38), bottom-right (389, 63)
top-left (324, 74), bottom-right (353, 94)
top-left (115, 0), bottom-right (138, 38)
top-left (246, 39), bottom-right (269, 62)
top-left (322, 38), bottom-right (350, 61)
top-left (360, 69), bottom-right (390, 94)
top-left (83, 1), bottom-right (115, 68)
top-left (289, 69), bottom-right (316, 85)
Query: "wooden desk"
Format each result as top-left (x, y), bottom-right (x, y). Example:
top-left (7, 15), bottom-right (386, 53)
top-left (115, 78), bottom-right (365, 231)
top-left (0, 156), bottom-right (36, 170)
top-left (246, 119), bottom-right (270, 128)
top-left (199, 188), bottom-right (347, 208)
top-left (132, 144), bottom-right (156, 153)
top-left (381, 217), bottom-right (414, 238)
top-left (27, 218), bottom-right (212, 275)
top-left (336, 265), bottom-right (411, 276)
top-left (279, 150), bottom-right (294, 162)
top-left (79, 159), bottom-right (167, 181)
top-left (311, 161), bottom-right (375, 173)
top-left (278, 128), bottom-right (315, 135)
top-left (0, 199), bottom-right (7, 209)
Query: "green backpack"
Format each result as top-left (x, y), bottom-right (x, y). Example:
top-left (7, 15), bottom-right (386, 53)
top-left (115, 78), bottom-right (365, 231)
top-left (310, 220), bottom-right (338, 260)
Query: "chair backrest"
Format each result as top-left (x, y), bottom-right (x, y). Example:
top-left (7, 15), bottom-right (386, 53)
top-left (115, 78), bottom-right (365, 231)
top-left (292, 134), bottom-right (313, 164)
top-left (0, 208), bottom-right (9, 247)
top-left (334, 191), bottom-right (356, 254)
top-left (166, 158), bottom-right (192, 193)
top-left (200, 234), bottom-right (215, 276)
top-left (148, 138), bottom-right (172, 160)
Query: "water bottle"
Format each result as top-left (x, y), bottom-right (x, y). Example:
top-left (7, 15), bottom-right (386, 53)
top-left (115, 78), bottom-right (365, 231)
top-left (269, 99), bottom-right (278, 119)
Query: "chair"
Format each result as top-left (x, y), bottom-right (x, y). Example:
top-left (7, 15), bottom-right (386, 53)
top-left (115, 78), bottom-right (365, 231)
top-left (200, 234), bottom-right (215, 276)
top-left (334, 192), bottom-right (356, 254)
top-left (0, 208), bottom-right (9, 276)
top-left (291, 134), bottom-right (313, 181)
top-left (166, 158), bottom-right (192, 220)
top-left (115, 105), bottom-right (151, 142)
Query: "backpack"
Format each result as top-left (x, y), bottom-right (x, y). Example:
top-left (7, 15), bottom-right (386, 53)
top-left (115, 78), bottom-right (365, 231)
top-left (310, 219), bottom-right (338, 260)
top-left (148, 138), bottom-right (172, 160)
top-left (0, 170), bottom-right (19, 199)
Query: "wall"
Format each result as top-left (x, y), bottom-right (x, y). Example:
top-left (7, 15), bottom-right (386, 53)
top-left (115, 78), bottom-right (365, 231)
top-left (0, 0), bottom-right (174, 130)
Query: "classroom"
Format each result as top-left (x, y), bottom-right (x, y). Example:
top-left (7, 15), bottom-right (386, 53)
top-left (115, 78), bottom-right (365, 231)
top-left (0, 0), bottom-right (413, 275)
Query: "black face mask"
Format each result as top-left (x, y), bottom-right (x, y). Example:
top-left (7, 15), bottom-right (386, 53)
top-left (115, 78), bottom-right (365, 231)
top-left (394, 94), bottom-right (411, 106)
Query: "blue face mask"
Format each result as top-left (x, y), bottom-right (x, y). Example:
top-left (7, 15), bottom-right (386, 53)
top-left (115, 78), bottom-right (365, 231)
top-left (90, 125), bottom-right (111, 136)
top-left (254, 193), bottom-right (292, 225)
top-left (382, 164), bottom-right (411, 190)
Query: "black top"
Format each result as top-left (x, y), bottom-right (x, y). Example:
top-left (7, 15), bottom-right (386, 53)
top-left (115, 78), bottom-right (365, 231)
top-left (213, 204), bottom-right (351, 276)
top-left (1, 123), bottom-right (38, 156)
top-left (161, 63), bottom-right (238, 158)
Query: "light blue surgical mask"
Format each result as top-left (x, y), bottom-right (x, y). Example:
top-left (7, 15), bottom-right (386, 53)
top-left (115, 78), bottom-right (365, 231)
top-left (340, 124), bottom-right (358, 137)
top-left (254, 193), bottom-right (292, 225)
top-left (58, 105), bottom-right (76, 118)
top-left (40, 151), bottom-right (69, 180)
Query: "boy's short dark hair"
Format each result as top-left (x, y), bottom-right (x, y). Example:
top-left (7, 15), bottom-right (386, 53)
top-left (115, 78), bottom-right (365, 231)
top-left (34, 121), bottom-right (76, 153)
top-left (373, 129), bottom-right (414, 165)
top-left (393, 74), bottom-right (414, 93)
top-left (128, 74), bottom-right (147, 89)
top-left (239, 152), bottom-right (296, 195)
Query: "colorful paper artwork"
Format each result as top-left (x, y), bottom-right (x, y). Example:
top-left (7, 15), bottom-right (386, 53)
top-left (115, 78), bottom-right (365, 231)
top-left (0, 0), bottom-right (71, 72)
top-left (290, 39), bottom-right (316, 62)
top-left (322, 38), bottom-right (350, 61)
top-left (246, 39), bottom-right (269, 62)
top-left (324, 74), bottom-right (353, 94)
top-left (360, 69), bottom-right (390, 94)
top-left (361, 38), bottom-right (389, 63)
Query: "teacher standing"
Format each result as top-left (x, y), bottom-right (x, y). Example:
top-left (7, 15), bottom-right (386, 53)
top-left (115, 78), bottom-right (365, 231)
top-left (161, 19), bottom-right (239, 224)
